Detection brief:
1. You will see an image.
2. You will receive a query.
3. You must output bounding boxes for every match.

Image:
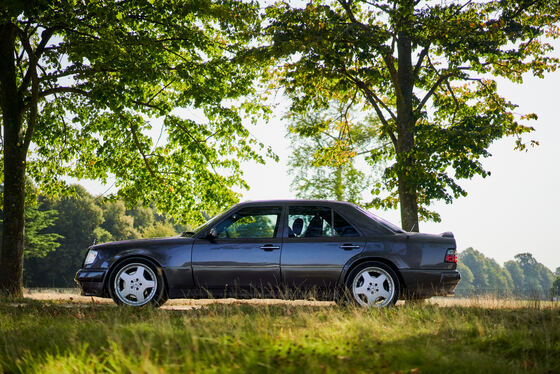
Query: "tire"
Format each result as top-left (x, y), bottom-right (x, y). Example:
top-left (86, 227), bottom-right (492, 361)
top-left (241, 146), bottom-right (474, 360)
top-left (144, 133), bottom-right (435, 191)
top-left (108, 259), bottom-right (167, 307)
top-left (345, 261), bottom-right (400, 308)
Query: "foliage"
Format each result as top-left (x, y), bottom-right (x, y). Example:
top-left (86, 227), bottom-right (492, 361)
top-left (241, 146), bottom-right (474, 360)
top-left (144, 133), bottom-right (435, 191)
top-left (0, 200), bottom-right (62, 259)
top-left (262, 0), bottom-right (560, 230)
top-left (0, 0), bottom-right (272, 295)
top-left (456, 248), bottom-right (554, 298)
top-left (552, 276), bottom-right (560, 297)
top-left (142, 221), bottom-right (178, 238)
top-left (24, 186), bottom-right (104, 287)
top-left (22, 186), bottom-right (185, 287)
top-left (100, 201), bottom-right (139, 241)
top-left (0, 300), bottom-right (559, 373)
top-left (1, 0), bottom-right (270, 222)
top-left (287, 94), bottom-right (379, 204)
top-left (21, 203), bottom-right (62, 258)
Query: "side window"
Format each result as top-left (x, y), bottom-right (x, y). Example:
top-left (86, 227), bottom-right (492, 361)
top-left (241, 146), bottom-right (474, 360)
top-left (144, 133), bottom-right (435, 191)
top-left (287, 206), bottom-right (332, 238)
top-left (214, 207), bottom-right (281, 239)
top-left (288, 206), bottom-right (360, 238)
top-left (332, 211), bottom-right (359, 237)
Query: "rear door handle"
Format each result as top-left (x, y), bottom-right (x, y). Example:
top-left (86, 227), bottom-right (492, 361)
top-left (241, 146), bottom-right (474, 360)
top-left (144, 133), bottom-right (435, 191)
top-left (260, 244), bottom-right (280, 251)
top-left (340, 244), bottom-right (360, 250)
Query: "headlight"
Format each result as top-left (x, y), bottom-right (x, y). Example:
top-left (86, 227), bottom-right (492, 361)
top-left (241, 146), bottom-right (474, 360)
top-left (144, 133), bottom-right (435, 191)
top-left (84, 250), bottom-right (98, 265)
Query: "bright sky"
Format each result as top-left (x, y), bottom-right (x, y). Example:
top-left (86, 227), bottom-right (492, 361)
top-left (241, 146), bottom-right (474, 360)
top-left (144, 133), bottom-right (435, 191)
top-left (81, 43), bottom-right (560, 272)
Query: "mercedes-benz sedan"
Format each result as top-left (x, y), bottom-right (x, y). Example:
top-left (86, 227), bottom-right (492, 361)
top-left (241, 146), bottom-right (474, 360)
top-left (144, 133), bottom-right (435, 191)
top-left (75, 200), bottom-right (460, 307)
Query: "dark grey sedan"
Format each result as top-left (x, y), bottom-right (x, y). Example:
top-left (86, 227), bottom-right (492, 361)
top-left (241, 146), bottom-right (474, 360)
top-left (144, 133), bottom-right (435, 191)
top-left (75, 200), bottom-right (460, 307)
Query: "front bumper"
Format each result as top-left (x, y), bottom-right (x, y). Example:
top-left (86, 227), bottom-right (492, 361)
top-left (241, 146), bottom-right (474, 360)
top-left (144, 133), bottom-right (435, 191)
top-left (74, 269), bottom-right (108, 297)
top-left (400, 269), bottom-right (461, 299)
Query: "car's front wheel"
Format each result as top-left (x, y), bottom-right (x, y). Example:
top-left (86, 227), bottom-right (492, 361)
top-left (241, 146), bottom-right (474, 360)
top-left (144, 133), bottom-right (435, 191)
top-left (109, 259), bottom-right (167, 307)
top-left (345, 261), bottom-right (400, 307)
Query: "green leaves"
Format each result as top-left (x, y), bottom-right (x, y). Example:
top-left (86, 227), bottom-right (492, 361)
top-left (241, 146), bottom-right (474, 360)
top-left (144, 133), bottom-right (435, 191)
top-left (263, 0), bottom-right (560, 226)
top-left (287, 96), bottom-right (380, 204)
top-left (3, 0), bottom-right (271, 227)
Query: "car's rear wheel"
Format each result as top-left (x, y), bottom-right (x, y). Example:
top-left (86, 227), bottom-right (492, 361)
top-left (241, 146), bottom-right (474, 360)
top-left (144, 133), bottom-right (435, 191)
top-left (109, 259), bottom-right (167, 307)
top-left (345, 261), bottom-right (399, 307)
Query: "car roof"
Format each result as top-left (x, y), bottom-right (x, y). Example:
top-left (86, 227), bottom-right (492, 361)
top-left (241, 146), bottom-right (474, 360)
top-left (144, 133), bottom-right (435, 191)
top-left (234, 199), bottom-right (359, 208)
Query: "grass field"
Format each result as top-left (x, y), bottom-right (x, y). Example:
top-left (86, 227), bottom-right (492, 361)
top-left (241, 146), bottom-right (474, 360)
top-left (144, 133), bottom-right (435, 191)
top-left (0, 291), bottom-right (559, 373)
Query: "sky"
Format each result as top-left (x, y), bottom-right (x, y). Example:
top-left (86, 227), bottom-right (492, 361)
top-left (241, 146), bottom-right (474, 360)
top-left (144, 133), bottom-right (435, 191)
top-left (81, 44), bottom-right (560, 272)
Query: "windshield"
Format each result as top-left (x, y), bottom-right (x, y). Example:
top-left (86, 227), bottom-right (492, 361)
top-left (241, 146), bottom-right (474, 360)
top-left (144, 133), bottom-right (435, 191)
top-left (356, 206), bottom-right (404, 233)
top-left (181, 210), bottom-right (228, 237)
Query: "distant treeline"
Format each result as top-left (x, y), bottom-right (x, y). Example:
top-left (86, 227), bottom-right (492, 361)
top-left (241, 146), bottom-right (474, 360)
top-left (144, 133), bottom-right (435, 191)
top-left (0, 185), bottom-right (187, 287)
top-left (456, 248), bottom-right (557, 299)
top-left (1, 187), bottom-right (559, 296)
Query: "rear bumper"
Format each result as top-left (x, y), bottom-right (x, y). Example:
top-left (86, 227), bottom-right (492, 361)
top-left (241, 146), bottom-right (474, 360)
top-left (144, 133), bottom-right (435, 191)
top-left (74, 269), bottom-right (108, 297)
top-left (400, 269), bottom-right (461, 299)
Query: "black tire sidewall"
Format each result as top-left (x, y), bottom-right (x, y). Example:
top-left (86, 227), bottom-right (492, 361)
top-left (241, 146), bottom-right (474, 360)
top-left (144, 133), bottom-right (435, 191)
top-left (108, 258), bottom-right (167, 307)
top-left (345, 261), bottom-right (400, 306)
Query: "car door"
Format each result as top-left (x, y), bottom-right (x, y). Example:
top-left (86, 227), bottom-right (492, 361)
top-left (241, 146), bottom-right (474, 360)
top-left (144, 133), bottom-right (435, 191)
top-left (281, 205), bottom-right (365, 292)
top-left (192, 205), bottom-right (284, 295)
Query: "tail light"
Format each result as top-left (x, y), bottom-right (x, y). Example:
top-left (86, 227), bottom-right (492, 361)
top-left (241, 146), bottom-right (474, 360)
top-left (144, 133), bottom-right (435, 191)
top-left (445, 249), bottom-right (457, 263)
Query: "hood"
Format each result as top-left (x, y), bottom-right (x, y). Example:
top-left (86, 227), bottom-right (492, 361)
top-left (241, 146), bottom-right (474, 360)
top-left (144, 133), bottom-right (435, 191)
top-left (90, 236), bottom-right (194, 251)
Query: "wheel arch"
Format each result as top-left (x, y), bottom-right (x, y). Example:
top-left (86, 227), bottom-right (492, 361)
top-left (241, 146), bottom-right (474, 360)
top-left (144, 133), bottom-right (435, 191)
top-left (104, 254), bottom-right (169, 297)
top-left (341, 257), bottom-right (406, 294)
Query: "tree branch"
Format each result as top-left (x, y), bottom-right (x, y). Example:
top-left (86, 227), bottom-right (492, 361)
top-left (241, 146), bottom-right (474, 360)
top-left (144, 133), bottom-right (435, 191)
top-left (132, 99), bottom-right (165, 112)
top-left (444, 80), bottom-right (460, 126)
top-left (16, 26), bottom-right (58, 98)
top-left (346, 73), bottom-right (397, 147)
top-left (413, 44), bottom-right (430, 80)
top-left (38, 87), bottom-right (89, 98)
top-left (130, 123), bottom-right (160, 181)
top-left (22, 55), bottom-right (39, 151)
top-left (416, 73), bottom-right (449, 114)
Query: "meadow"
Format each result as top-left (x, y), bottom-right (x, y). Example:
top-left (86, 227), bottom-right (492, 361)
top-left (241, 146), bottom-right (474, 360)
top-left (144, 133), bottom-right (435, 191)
top-left (0, 291), bottom-right (558, 373)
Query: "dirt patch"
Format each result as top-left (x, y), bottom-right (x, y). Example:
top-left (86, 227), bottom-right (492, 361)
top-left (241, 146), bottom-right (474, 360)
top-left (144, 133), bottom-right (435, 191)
top-left (22, 289), bottom-right (334, 309)
top-left (20, 289), bottom-right (556, 309)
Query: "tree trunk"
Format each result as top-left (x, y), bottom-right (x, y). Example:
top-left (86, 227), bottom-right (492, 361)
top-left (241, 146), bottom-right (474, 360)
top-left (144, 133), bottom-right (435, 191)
top-left (395, 27), bottom-right (420, 233)
top-left (0, 23), bottom-right (26, 297)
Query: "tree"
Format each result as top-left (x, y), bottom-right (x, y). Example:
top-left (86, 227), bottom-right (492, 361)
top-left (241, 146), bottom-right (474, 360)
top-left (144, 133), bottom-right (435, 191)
top-left (142, 221), bottom-right (178, 238)
top-left (455, 261), bottom-right (474, 296)
top-left (459, 248), bottom-right (489, 291)
top-left (0, 0), bottom-right (268, 296)
top-left (24, 185), bottom-right (103, 287)
top-left (514, 252), bottom-right (541, 291)
top-left (100, 200), bottom-right (139, 241)
top-left (287, 94), bottom-right (378, 204)
top-left (552, 276), bottom-right (560, 298)
top-left (504, 260), bottom-right (525, 293)
top-left (457, 248), bottom-right (554, 298)
top-left (0, 200), bottom-right (62, 259)
top-left (128, 206), bottom-right (155, 231)
top-left (264, 0), bottom-right (560, 231)
top-left (0, 180), bottom-right (62, 259)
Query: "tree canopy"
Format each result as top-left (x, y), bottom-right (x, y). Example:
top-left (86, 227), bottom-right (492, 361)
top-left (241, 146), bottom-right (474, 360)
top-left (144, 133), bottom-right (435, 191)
top-left (287, 93), bottom-right (378, 204)
top-left (456, 248), bottom-right (554, 298)
top-left (263, 0), bottom-right (560, 230)
top-left (0, 0), bottom-right (269, 296)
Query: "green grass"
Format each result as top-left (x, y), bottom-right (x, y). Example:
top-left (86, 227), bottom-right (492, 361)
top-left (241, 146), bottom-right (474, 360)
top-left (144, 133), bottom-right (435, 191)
top-left (0, 299), bottom-right (559, 373)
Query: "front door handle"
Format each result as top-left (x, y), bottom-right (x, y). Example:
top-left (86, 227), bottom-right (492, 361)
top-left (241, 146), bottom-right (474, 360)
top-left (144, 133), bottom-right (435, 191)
top-left (260, 244), bottom-right (280, 251)
top-left (340, 244), bottom-right (360, 250)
